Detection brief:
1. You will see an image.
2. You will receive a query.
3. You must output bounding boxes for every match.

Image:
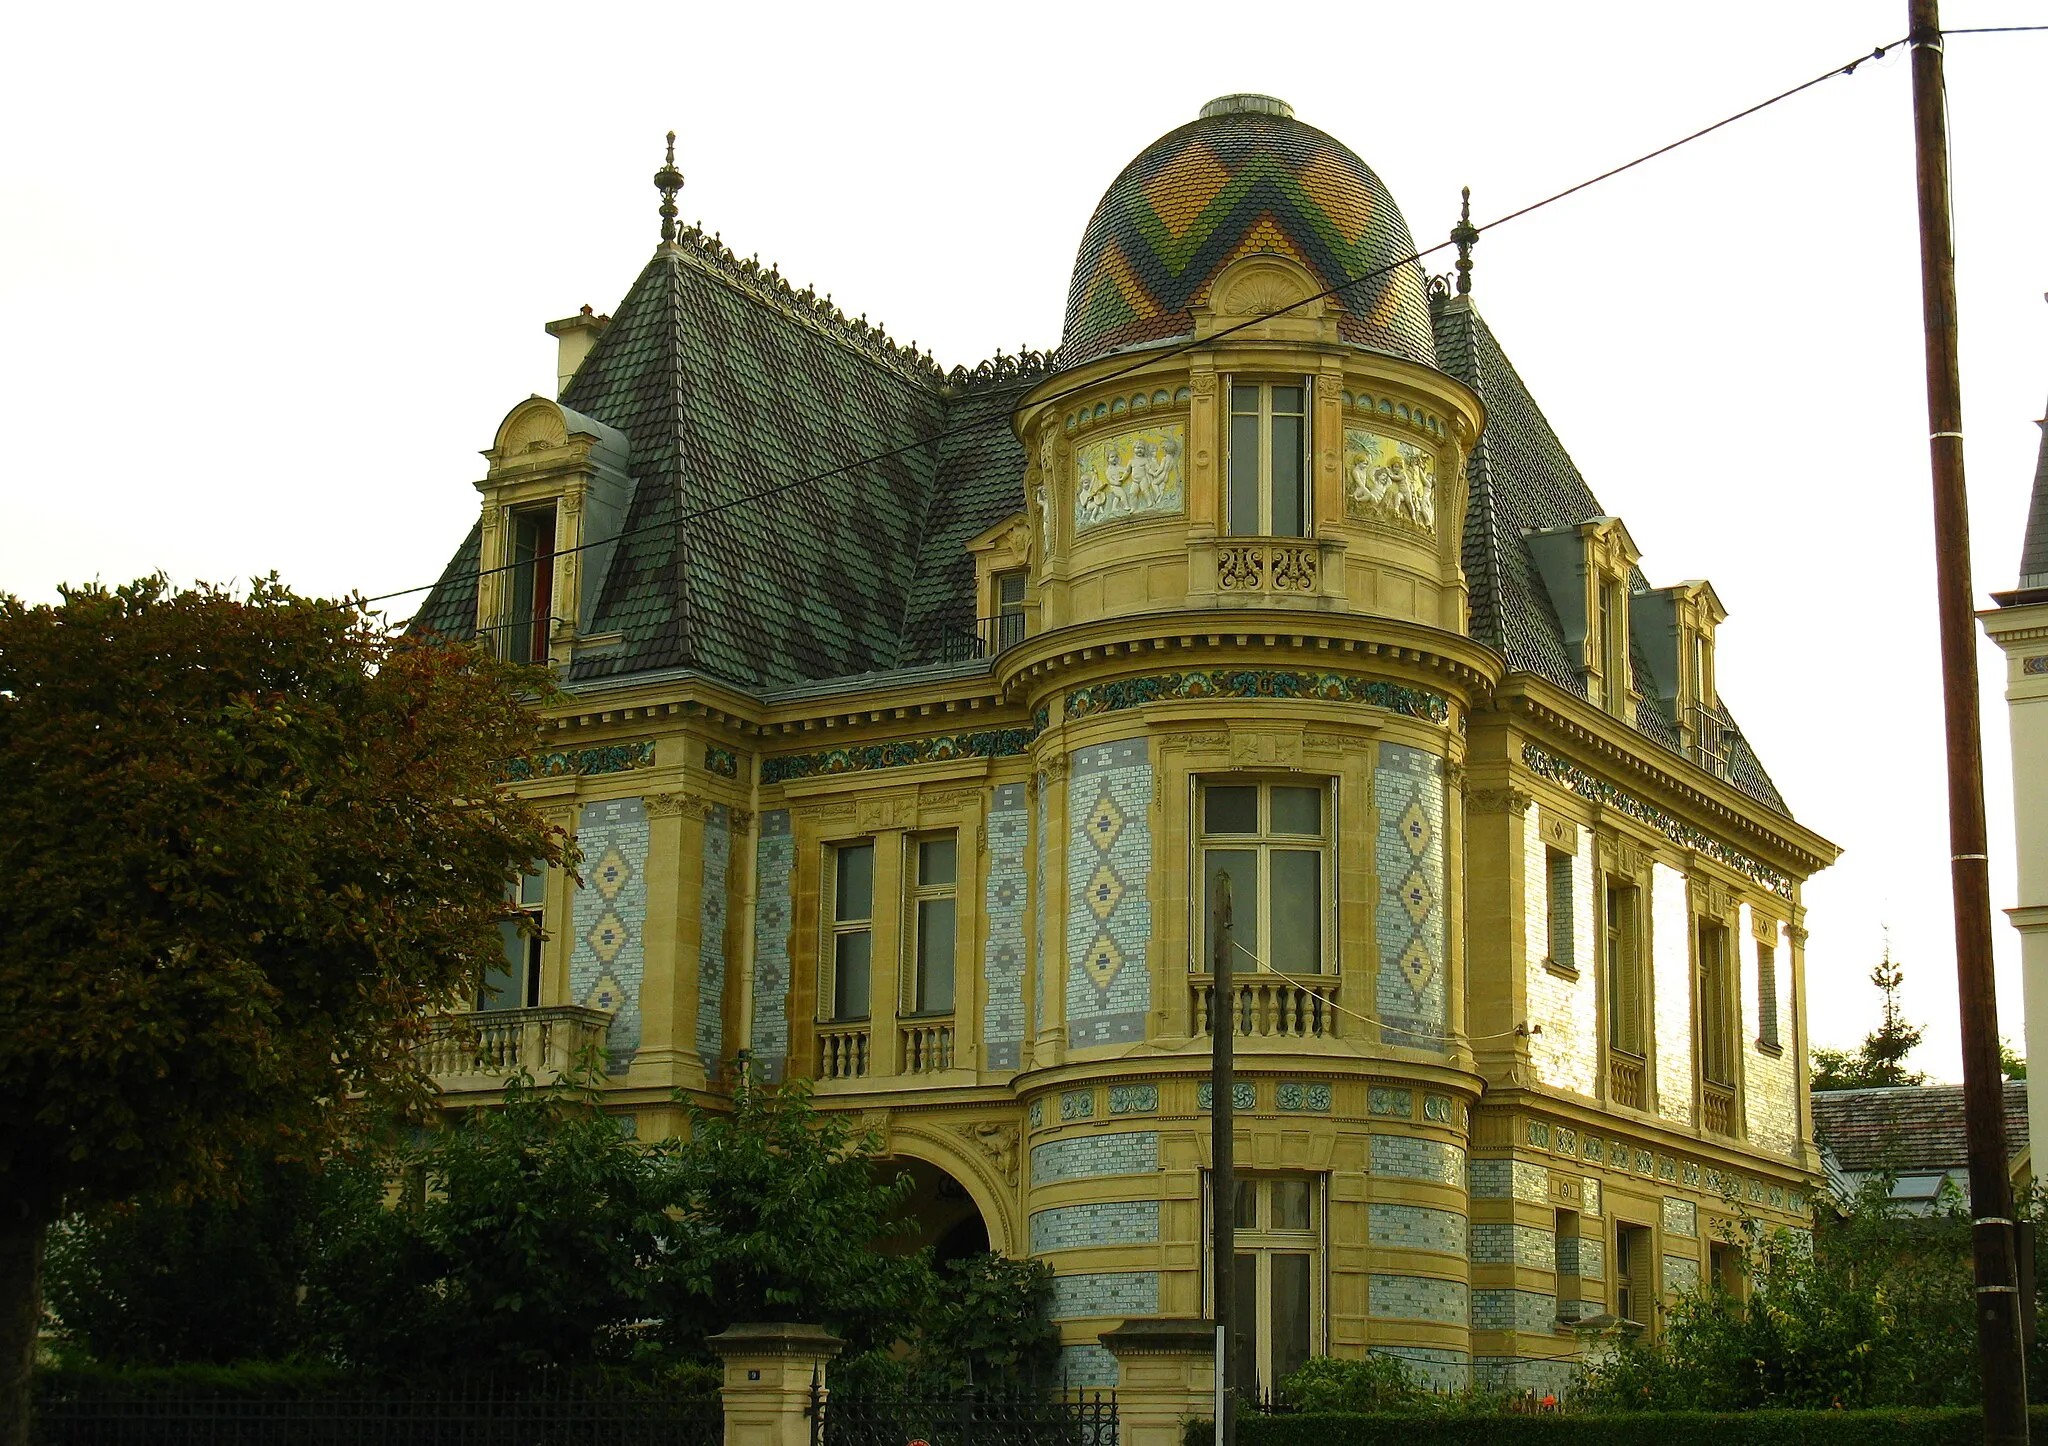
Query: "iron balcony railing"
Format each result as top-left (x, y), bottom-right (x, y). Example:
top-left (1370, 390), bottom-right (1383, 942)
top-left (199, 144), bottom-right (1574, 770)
top-left (902, 612), bottom-right (1027, 666)
top-left (1685, 701), bottom-right (1740, 779)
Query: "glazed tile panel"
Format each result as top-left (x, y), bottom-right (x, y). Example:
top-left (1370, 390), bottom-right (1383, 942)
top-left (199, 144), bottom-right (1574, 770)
top-left (982, 783), bottom-right (1030, 1070)
top-left (1033, 774), bottom-right (1048, 1041)
top-left (695, 804), bottom-right (731, 1077)
top-left (570, 798), bottom-right (650, 1069)
top-left (1065, 739), bottom-right (1153, 1049)
top-left (749, 810), bottom-right (794, 1082)
top-left (1374, 743), bottom-right (1448, 1050)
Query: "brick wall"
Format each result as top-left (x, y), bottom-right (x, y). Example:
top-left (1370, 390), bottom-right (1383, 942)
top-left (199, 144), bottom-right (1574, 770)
top-left (1472, 1288), bottom-right (1557, 1332)
top-left (1369, 1134), bottom-right (1465, 1186)
top-left (1030, 1199), bottom-right (1161, 1253)
top-left (1525, 812), bottom-right (1599, 1094)
top-left (1030, 1130), bottom-right (1159, 1184)
top-left (1471, 1222), bottom-right (1555, 1270)
top-left (1369, 1203), bottom-right (1467, 1257)
top-left (1368, 1274), bottom-right (1469, 1325)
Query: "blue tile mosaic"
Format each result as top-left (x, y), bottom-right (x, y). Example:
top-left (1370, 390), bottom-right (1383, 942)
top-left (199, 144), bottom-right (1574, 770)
top-left (1065, 739), bottom-right (1153, 1049)
top-left (1375, 743), bottom-right (1447, 1051)
top-left (1061, 1089), bottom-right (1096, 1121)
top-left (1030, 1200), bottom-right (1160, 1253)
top-left (1109, 1083), bottom-right (1158, 1115)
top-left (1029, 1131), bottom-right (1159, 1184)
top-left (570, 797), bottom-right (650, 1069)
top-left (1033, 775), bottom-right (1048, 1042)
top-left (982, 783), bottom-right (1030, 1070)
top-left (1277, 1082), bottom-right (1332, 1113)
top-left (695, 805), bottom-right (731, 1077)
top-left (1197, 1081), bottom-right (1257, 1111)
top-left (748, 810), bottom-right (794, 1082)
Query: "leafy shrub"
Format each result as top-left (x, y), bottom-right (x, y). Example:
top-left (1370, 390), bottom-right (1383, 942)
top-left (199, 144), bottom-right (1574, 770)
top-left (1188, 1407), bottom-right (2048, 1446)
top-left (1279, 1355), bottom-right (1425, 1413)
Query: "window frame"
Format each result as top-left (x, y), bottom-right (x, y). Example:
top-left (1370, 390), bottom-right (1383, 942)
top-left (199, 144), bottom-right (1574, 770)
top-left (1604, 876), bottom-right (1646, 1059)
top-left (1204, 1172), bottom-right (1326, 1399)
top-left (826, 840), bottom-right (876, 1023)
top-left (1224, 378), bottom-right (1312, 538)
top-left (1194, 778), bottom-right (1335, 978)
top-left (1697, 917), bottom-right (1737, 1086)
top-left (504, 505), bottom-right (558, 664)
top-left (993, 569), bottom-right (1027, 652)
top-left (1756, 937), bottom-right (1781, 1053)
top-left (480, 868), bottom-right (546, 1011)
top-left (904, 831), bottom-right (959, 1018)
top-left (1546, 847), bottom-right (1578, 974)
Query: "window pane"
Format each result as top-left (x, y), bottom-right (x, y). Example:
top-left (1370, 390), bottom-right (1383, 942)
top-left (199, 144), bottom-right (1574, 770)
top-left (518, 870), bottom-right (546, 907)
top-left (918, 837), bottom-right (956, 888)
top-left (1269, 851), bottom-right (1321, 973)
top-left (1230, 1254), bottom-right (1259, 1395)
top-left (836, 844), bottom-right (874, 922)
top-left (1270, 1253), bottom-right (1314, 1389)
top-left (522, 932), bottom-right (543, 1008)
top-left (1230, 385), bottom-right (1260, 413)
top-left (1233, 1179), bottom-right (1258, 1229)
top-left (998, 570), bottom-right (1026, 606)
top-left (1270, 1179), bottom-right (1311, 1231)
top-left (916, 898), bottom-right (956, 1014)
top-left (834, 932), bottom-right (871, 1020)
top-left (1270, 386), bottom-right (1304, 415)
top-left (1205, 786), bottom-right (1259, 835)
top-left (1270, 786), bottom-right (1321, 836)
top-left (1270, 413), bottom-right (1305, 537)
top-left (1204, 848), bottom-right (1258, 974)
top-left (1228, 413), bottom-right (1262, 535)
top-left (479, 921), bottom-right (524, 1010)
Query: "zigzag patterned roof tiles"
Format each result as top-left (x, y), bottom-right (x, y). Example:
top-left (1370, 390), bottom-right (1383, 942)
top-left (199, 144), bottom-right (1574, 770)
top-left (1060, 95), bottom-right (1437, 370)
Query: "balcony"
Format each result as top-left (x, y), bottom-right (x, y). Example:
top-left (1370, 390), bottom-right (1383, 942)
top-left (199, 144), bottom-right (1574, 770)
top-left (425, 1006), bottom-right (613, 1092)
top-left (901, 612), bottom-right (1026, 667)
top-left (1701, 1080), bottom-right (1737, 1137)
top-left (818, 1024), bottom-right (871, 1080)
top-left (1192, 975), bottom-right (1341, 1039)
top-left (900, 1018), bottom-right (956, 1073)
top-left (1188, 536), bottom-right (1346, 606)
top-left (1609, 1051), bottom-right (1646, 1110)
top-left (1685, 701), bottom-right (1739, 779)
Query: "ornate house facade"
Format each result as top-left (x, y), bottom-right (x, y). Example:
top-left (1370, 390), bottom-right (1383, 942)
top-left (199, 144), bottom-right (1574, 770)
top-left (416, 97), bottom-right (1838, 1396)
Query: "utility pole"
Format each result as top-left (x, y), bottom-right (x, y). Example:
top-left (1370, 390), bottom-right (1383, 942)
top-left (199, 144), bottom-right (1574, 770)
top-left (1211, 874), bottom-right (1235, 1446)
top-left (1906, 2), bottom-right (2030, 1438)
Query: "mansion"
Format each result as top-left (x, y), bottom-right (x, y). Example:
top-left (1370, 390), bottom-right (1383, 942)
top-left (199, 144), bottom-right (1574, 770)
top-left (415, 96), bottom-right (1839, 1396)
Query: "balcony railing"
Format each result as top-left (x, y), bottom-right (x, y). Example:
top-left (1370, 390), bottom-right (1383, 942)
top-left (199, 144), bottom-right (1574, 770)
top-left (1216, 540), bottom-right (1323, 595)
top-left (900, 1019), bottom-right (956, 1073)
top-left (474, 614), bottom-right (570, 665)
top-left (424, 1006), bottom-right (614, 1089)
top-left (1686, 701), bottom-right (1739, 779)
top-left (1701, 1080), bottom-right (1737, 1137)
top-left (1192, 975), bottom-right (1340, 1038)
top-left (818, 1024), bottom-right (871, 1080)
top-left (1609, 1051), bottom-right (1646, 1110)
top-left (901, 612), bottom-right (1026, 667)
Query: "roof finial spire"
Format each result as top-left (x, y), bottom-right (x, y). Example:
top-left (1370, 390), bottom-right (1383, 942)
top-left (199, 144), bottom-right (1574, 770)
top-left (1451, 186), bottom-right (1479, 296)
top-left (654, 131), bottom-right (684, 245)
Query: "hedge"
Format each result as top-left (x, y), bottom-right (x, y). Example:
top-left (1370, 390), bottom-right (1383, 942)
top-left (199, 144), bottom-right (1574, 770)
top-left (1184, 1407), bottom-right (2048, 1446)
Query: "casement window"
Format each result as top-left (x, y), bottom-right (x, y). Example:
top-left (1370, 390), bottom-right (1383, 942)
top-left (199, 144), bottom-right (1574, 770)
top-left (1226, 382), bottom-right (1309, 538)
top-left (906, 835), bottom-right (957, 1016)
top-left (1605, 880), bottom-right (1645, 1057)
top-left (480, 869), bottom-right (545, 1011)
top-left (828, 842), bottom-right (875, 1022)
top-left (1756, 940), bottom-right (1781, 1051)
top-left (1547, 849), bottom-right (1577, 972)
top-left (1212, 1175), bottom-right (1322, 1397)
top-left (1614, 1222), bottom-right (1654, 1328)
top-left (504, 507), bottom-right (557, 664)
top-left (1698, 920), bottom-right (1736, 1086)
top-left (1596, 577), bottom-right (1628, 714)
top-left (993, 570), bottom-right (1027, 652)
top-left (1199, 781), bottom-right (1330, 975)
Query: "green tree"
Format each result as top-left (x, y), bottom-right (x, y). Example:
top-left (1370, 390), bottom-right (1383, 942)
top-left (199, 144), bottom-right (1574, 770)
top-left (1811, 944), bottom-right (1927, 1091)
top-left (2003, 1037), bottom-right (2027, 1081)
top-left (0, 577), bottom-right (567, 1445)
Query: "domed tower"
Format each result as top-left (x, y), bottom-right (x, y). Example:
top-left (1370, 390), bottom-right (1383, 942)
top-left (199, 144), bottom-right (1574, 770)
top-left (1015, 95), bottom-right (1482, 637)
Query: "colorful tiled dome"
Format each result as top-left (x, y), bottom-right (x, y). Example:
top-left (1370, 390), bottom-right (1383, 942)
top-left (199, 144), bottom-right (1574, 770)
top-left (1060, 95), bottom-right (1438, 370)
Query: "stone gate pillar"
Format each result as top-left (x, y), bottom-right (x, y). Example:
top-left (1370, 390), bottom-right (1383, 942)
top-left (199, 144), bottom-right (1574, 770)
top-left (707, 1322), bottom-right (844, 1446)
top-left (1099, 1318), bottom-right (1216, 1446)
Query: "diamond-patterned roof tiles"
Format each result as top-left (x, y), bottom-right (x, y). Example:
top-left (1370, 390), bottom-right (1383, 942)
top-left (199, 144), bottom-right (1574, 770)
top-left (1061, 97), bottom-right (1437, 370)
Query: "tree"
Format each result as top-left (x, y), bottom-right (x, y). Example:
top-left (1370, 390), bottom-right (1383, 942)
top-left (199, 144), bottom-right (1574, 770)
top-left (2002, 1037), bottom-right (2027, 1081)
top-left (0, 577), bottom-right (567, 1445)
top-left (1810, 943), bottom-right (1926, 1091)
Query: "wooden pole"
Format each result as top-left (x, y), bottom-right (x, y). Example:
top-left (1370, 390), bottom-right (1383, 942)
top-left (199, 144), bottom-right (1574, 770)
top-left (1211, 873), bottom-right (1235, 1446)
top-left (1906, 3), bottom-right (2030, 1438)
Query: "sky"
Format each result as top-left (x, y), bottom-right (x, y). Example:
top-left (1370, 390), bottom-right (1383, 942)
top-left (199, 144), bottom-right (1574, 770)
top-left (3, 1), bottom-right (2044, 1081)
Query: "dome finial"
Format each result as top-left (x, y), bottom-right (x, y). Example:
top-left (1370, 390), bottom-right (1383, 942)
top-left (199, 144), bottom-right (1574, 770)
top-left (654, 131), bottom-right (685, 245)
top-left (1450, 186), bottom-right (1479, 296)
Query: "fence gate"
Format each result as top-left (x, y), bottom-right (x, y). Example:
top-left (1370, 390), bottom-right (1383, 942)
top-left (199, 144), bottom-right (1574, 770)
top-left (815, 1389), bottom-right (1117, 1446)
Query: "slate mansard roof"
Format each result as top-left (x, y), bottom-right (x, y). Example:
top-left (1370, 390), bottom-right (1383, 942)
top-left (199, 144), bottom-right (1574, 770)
top-left (1812, 1081), bottom-right (2028, 1175)
top-left (415, 104), bottom-right (1791, 815)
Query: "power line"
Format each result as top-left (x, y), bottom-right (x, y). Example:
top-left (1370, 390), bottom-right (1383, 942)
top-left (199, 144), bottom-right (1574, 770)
top-left (1940, 24), bottom-right (2048, 34)
top-left (356, 35), bottom-right (1908, 624)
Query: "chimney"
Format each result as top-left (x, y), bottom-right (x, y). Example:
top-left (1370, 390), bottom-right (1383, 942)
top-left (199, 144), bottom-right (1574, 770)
top-left (543, 305), bottom-right (609, 397)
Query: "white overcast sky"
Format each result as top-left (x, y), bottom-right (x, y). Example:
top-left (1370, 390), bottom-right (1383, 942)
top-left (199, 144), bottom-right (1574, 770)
top-left (4, 1), bottom-right (2044, 1080)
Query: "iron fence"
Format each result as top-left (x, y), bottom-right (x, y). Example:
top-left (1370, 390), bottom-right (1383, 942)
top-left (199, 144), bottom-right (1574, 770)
top-left (819, 1390), bottom-right (1116, 1446)
top-left (900, 614), bottom-right (1026, 667)
top-left (32, 1382), bottom-right (722, 1446)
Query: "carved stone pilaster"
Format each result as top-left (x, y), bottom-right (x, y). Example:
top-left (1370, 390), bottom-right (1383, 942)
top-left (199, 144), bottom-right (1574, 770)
top-left (1466, 788), bottom-right (1532, 817)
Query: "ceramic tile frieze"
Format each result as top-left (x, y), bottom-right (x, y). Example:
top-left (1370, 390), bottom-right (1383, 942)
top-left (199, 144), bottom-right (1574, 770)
top-left (1375, 743), bottom-right (1448, 1049)
top-left (760, 726), bottom-right (1037, 785)
top-left (695, 805), bottom-right (731, 1077)
top-left (982, 783), bottom-right (1030, 1070)
top-left (1065, 739), bottom-right (1153, 1048)
top-left (569, 797), bottom-right (650, 1069)
top-left (748, 810), bottom-right (795, 1082)
top-left (505, 740), bottom-right (655, 782)
top-left (1065, 669), bottom-right (1449, 725)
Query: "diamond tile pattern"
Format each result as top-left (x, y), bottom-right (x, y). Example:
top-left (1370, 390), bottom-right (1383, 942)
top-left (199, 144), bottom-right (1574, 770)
top-left (981, 783), bottom-right (1030, 1070)
top-left (1065, 740), bottom-right (1153, 1048)
top-left (569, 796), bottom-right (649, 1068)
top-left (1376, 744), bottom-right (1446, 1050)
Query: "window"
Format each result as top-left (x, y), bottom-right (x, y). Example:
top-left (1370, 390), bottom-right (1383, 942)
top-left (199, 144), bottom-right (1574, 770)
top-left (994, 570), bottom-right (1027, 651)
top-left (1605, 880), bottom-right (1644, 1056)
top-left (1218, 1176), bottom-right (1321, 1397)
top-left (829, 843), bottom-right (874, 1021)
top-left (1698, 920), bottom-right (1735, 1085)
top-left (480, 869), bottom-right (545, 1010)
top-left (1227, 382), bottom-right (1309, 537)
top-left (1756, 940), bottom-right (1781, 1051)
top-left (1615, 1222), bottom-right (1654, 1327)
top-left (1546, 849), bottom-right (1576, 972)
top-left (1597, 577), bottom-right (1627, 713)
top-left (1556, 1209), bottom-right (1582, 1318)
top-left (907, 835), bottom-right (957, 1016)
top-left (1709, 1240), bottom-right (1743, 1296)
top-left (1199, 781), bottom-right (1329, 975)
top-left (505, 507), bottom-right (556, 664)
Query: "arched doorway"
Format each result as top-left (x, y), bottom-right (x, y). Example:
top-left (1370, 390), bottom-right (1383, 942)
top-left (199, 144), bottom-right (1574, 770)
top-left (877, 1157), bottom-right (991, 1266)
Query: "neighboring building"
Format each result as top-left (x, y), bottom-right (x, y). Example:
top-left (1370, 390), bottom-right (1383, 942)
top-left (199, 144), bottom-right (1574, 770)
top-left (1982, 366), bottom-right (2048, 1178)
top-left (414, 96), bottom-right (1840, 1396)
top-left (1812, 1081), bottom-right (2031, 1214)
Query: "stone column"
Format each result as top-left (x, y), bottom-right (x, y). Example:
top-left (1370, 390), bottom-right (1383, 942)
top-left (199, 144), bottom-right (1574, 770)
top-left (706, 1323), bottom-right (844, 1446)
top-left (1099, 1319), bottom-right (1216, 1446)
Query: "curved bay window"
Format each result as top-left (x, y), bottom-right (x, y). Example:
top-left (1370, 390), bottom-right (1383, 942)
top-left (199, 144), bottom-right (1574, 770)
top-left (1200, 781), bottom-right (1330, 975)
top-left (1227, 382), bottom-right (1309, 537)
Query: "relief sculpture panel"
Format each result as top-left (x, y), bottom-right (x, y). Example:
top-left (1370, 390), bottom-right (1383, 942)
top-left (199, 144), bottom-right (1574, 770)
top-left (1345, 428), bottom-right (1436, 533)
top-left (1075, 423), bottom-right (1185, 531)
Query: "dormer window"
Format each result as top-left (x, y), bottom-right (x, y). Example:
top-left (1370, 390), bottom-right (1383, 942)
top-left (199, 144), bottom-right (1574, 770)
top-left (1634, 580), bottom-right (1728, 774)
top-left (1596, 578), bottom-right (1627, 712)
top-left (505, 507), bottom-right (557, 664)
top-left (1227, 381), bottom-right (1310, 537)
top-left (1524, 516), bottom-right (1641, 722)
